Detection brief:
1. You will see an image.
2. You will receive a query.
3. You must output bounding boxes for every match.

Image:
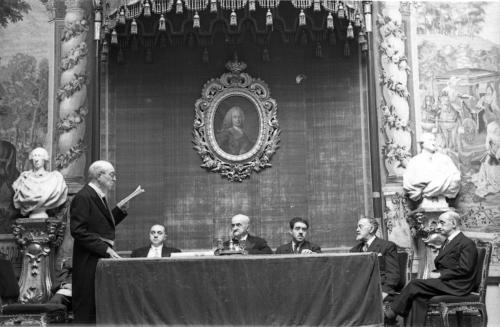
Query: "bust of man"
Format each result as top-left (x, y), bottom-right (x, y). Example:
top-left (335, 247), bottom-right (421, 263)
top-left (403, 133), bottom-right (461, 207)
top-left (13, 147), bottom-right (68, 218)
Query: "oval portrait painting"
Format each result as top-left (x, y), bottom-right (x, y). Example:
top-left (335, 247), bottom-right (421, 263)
top-left (214, 95), bottom-right (260, 157)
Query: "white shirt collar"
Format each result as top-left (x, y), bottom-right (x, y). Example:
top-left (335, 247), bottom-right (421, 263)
top-left (147, 245), bottom-right (162, 258)
top-left (89, 182), bottom-right (106, 199)
top-left (365, 235), bottom-right (376, 247)
top-left (239, 234), bottom-right (248, 241)
top-left (447, 230), bottom-right (461, 243)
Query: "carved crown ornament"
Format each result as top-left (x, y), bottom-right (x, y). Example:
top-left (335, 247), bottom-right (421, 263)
top-left (193, 56), bottom-right (280, 181)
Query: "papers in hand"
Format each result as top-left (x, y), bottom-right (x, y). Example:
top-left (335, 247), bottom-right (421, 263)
top-left (117, 185), bottom-right (145, 207)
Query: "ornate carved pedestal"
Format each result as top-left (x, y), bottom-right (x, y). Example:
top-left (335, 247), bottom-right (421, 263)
top-left (11, 218), bottom-right (65, 303)
top-left (408, 197), bottom-right (449, 279)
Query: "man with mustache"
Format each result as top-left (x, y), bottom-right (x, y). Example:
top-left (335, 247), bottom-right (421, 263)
top-left (350, 217), bottom-right (400, 300)
top-left (224, 214), bottom-right (272, 254)
top-left (275, 217), bottom-right (321, 254)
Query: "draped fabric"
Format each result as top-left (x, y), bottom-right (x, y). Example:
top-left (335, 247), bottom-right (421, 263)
top-left (96, 253), bottom-right (384, 326)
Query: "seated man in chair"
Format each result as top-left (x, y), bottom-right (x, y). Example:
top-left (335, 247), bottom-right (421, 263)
top-left (350, 217), bottom-right (400, 300)
top-left (223, 214), bottom-right (273, 255)
top-left (385, 211), bottom-right (478, 327)
top-left (275, 217), bottom-right (321, 254)
top-left (131, 224), bottom-right (181, 258)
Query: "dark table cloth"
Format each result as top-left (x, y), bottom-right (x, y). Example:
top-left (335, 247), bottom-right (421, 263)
top-left (95, 253), bottom-right (383, 326)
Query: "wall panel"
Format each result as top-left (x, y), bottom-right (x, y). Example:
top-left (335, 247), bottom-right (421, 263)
top-left (107, 41), bottom-right (371, 251)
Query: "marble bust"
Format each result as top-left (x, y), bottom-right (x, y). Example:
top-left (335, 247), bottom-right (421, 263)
top-left (13, 147), bottom-right (68, 218)
top-left (403, 133), bottom-right (461, 209)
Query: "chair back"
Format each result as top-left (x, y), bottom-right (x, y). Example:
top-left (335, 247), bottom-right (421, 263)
top-left (396, 247), bottom-right (413, 290)
top-left (474, 240), bottom-right (492, 303)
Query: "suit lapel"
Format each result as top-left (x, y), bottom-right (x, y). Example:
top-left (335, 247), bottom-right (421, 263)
top-left (368, 237), bottom-right (380, 252)
top-left (86, 185), bottom-right (115, 227)
top-left (436, 232), bottom-right (462, 260)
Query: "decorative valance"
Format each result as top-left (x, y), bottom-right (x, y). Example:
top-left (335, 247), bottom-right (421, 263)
top-left (93, 0), bottom-right (372, 61)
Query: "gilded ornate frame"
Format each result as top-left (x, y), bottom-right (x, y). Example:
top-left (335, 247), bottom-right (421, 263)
top-left (193, 59), bottom-right (280, 182)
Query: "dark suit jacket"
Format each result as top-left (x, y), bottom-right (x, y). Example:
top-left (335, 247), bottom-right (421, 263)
top-left (350, 237), bottom-right (401, 294)
top-left (70, 184), bottom-right (127, 323)
top-left (223, 234), bottom-right (273, 255)
top-left (131, 244), bottom-right (181, 258)
top-left (434, 232), bottom-right (478, 293)
top-left (275, 240), bottom-right (322, 254)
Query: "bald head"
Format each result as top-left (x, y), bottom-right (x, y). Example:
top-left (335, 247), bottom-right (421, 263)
top-left (231, 214), bottom-right (250, 240)
top-left (437, 211), bottom-right (461, 237)
top-left (88, 160), bottom-right (116, 193)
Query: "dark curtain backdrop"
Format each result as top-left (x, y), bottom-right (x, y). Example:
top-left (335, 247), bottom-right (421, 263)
top-left (106, 35), bottom-right (372, 252)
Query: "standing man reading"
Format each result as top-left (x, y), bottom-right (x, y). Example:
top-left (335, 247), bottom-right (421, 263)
top-left (70, 160), bottom-right (130, 324)
top-left (275, 217), bottom-right (321, 254)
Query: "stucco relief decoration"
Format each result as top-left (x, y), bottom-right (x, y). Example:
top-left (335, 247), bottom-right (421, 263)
top-left (55, 0), bottom-right (89, 176)
top-left (193, 56), bottom-right (280, 182)
top-left (415, 1), bottom-right (500, 233)
top-left (377, 2), bottom-right (412, 179)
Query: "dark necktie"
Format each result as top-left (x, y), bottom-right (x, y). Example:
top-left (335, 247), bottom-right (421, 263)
top-left (362, 242), bottom-right (368, 252)
top-left (102, 196), bottom-right (115, 227)
top-left (441, 238), bottom-right (449, 251)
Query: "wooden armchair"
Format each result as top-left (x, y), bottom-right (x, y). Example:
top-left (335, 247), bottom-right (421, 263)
top-left (425, 240), bottom-right (492, 327)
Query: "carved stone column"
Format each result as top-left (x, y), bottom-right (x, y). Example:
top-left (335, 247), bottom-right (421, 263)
top-left (377, 2), bottom-right (412, 180)
top-left (11, 218), bottom-right (65, 303)
top-left (56, 0), bottom-right (90, 192)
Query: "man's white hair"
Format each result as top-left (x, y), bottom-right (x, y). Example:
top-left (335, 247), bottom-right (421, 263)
top-left (88, 160), bottom-right (114, 181)
top-left (231, 214), bottom-right (250, 224)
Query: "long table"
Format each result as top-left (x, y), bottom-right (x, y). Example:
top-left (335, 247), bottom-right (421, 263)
top-left (95, 253), bottom-right (384, 326)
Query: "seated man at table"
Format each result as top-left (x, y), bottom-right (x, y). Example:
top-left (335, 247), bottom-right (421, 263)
top-left (224, 214), bottom-right (273, 254)
top-left (350, 217), bottom-right (400, 300)
top-left (385, 211), bottom-right (478, 327)
top-left (131, 224), bottom-right (181, 258)
top-left (275, 217), bottom-right (321, 254)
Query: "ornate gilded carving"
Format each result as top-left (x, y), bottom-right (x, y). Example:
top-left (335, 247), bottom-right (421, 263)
top-left (12, 218), bottom-right (65, 303)
top-left (193, 56), bottom-right (280, 182)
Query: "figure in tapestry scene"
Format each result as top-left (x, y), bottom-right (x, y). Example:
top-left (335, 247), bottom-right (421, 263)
top-left (476, 83), bottom-right (500, 128)
top-left (436, 94), bottom-right (463, 152)
top-left (403, 133), bottom-right (461, 208)
top-left (12, 147), bottom-right (68, 218)
top-left (216, 106), bottom-right (252, 155)
top-left (0, 140), bottom-right (20, 232)
top-left (470, 120), bottom-right (500, 200)
top-left (420, 95), bottom-right (439, 133)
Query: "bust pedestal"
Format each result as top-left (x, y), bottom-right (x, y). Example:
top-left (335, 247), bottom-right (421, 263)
top-left (11, 218), bottom-right (65, 303)
top-left (409, 196), bottom-right (448, 279)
